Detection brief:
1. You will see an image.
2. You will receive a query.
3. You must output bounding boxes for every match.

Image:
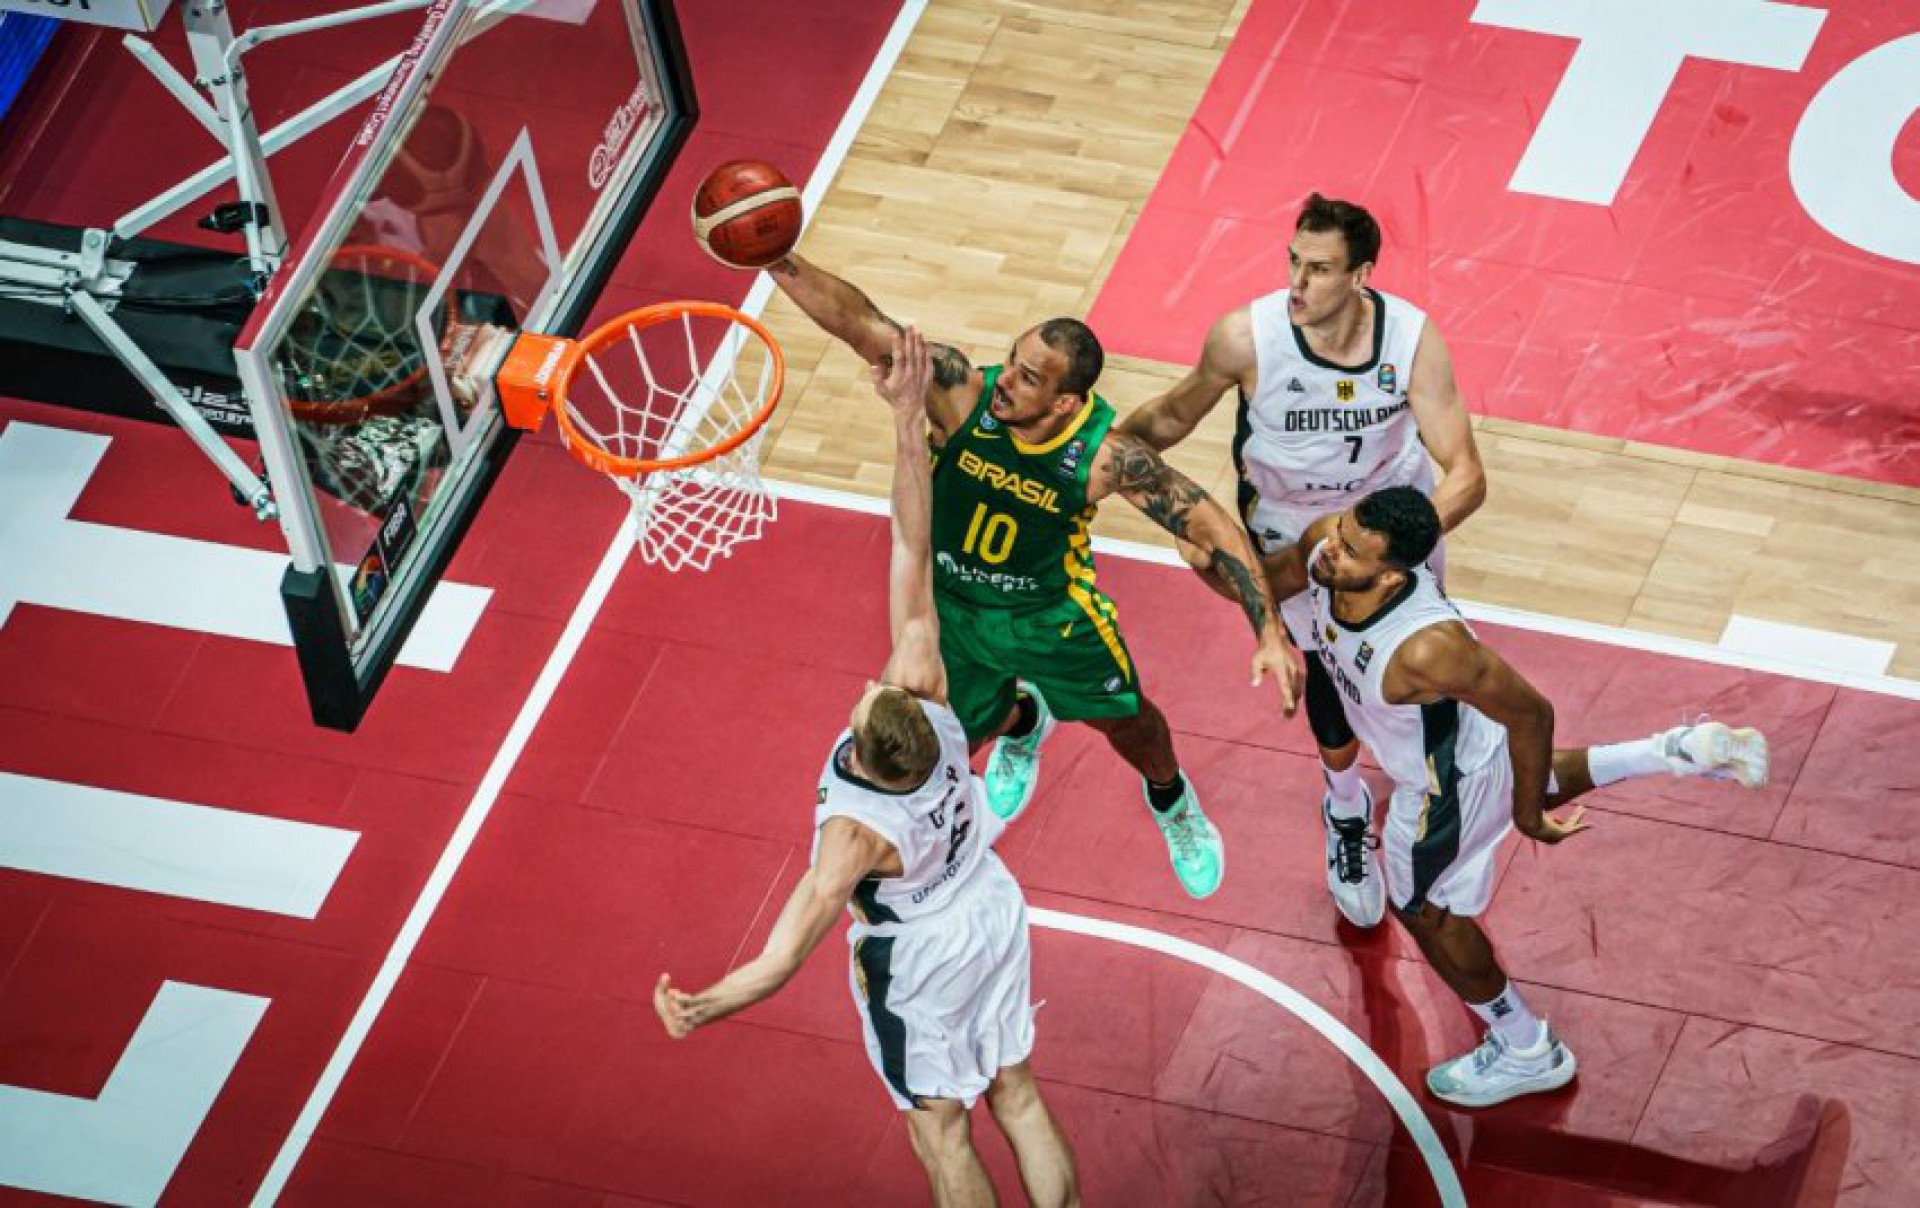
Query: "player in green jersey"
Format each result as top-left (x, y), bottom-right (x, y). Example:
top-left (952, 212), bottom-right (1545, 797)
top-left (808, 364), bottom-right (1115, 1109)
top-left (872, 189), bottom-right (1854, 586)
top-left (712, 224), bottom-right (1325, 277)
top-left (753, 252), bottom-right (1299, 900)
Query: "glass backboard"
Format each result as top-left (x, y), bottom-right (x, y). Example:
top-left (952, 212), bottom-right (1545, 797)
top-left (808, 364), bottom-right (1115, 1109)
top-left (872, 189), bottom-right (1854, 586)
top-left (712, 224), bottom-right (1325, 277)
top-left (232, 0), bottom-right (694, 730)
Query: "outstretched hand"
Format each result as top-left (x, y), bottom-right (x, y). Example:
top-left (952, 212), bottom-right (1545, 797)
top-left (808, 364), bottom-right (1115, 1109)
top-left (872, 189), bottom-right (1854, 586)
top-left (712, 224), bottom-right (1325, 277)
top-left (1518, 804), bottom-right (1589, 845)
top-left (873, 326), bottom-right (933, 418)
top-left (654, 973), bottom-right (703, 1039)
top-left (1251, 639), bottom-right (1302, 717)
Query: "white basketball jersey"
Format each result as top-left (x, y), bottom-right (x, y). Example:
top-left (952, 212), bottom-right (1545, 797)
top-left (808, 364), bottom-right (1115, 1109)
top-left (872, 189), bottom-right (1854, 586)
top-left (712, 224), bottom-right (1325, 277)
top-left (1304, 547), bottom-right (1504, 810)
top-left (813, 698), bottom-right (1003, 927)
top-left (1238, 287), bottom-right (1435, 516)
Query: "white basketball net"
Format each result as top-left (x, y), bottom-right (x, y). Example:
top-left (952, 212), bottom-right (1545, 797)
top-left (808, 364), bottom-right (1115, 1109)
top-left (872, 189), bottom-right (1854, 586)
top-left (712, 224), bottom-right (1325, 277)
top-left (560, 309), bottom-right (780, 572)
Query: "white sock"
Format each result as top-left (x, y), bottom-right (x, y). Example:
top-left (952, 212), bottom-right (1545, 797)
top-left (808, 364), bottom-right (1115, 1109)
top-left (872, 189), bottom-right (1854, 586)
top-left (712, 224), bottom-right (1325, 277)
top-left (1587, 738), bottom-right (1668, 787)
top-left (1323, 762), bottom-right (1367, 821)
top-left (1469, 982), bottom-right (1547, 1051)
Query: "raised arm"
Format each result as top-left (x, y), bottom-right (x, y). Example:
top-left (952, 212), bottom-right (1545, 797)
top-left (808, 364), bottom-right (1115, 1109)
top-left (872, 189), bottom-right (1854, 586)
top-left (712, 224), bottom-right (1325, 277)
top-left (1387, 626), bottom-right (1577, 844)
top-left (766, 253), bottom-right (976, 435)
top-left (654, 817), bottom-right (894, 1037)
top-left (1118, 308), bottom-right (1256, 451)
top-left (1094, 432), bottom-right (1299, 714)
top-left (873, 327), bottom-right (946, 704)
top-left (1406, 322), bottom-right (1486, 533)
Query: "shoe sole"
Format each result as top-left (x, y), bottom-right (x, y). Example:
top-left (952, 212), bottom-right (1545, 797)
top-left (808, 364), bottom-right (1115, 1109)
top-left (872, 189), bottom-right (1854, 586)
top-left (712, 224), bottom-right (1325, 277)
top-left (988, 712), bottom-right (1057, 823)
top-left (1427, 1049), bottom-right (1579, 1108)
top-left (988, 750), bottom-right (1043, 823)
top-left (1696, 723), bottom-right (1770, 789)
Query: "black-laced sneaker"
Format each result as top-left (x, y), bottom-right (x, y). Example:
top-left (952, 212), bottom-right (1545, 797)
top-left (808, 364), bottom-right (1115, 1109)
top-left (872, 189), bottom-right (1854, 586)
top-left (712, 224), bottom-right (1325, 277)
top-left (1323, 782), bottom-right (1383, 927)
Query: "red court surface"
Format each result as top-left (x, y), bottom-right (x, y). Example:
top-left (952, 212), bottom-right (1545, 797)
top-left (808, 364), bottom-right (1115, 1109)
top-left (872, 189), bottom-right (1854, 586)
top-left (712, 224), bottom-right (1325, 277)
top-left (0, 456), bottom-right (1895, 1203)
top-left (0, 1), bottom-right (1912, 1204)
top-left (1091, 0), bottom-right (1920, 487)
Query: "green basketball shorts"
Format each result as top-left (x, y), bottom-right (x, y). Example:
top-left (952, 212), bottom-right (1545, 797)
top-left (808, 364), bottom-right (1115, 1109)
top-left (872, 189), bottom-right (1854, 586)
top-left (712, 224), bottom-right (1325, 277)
top-left (935, 587), bottom-right (1142, 741)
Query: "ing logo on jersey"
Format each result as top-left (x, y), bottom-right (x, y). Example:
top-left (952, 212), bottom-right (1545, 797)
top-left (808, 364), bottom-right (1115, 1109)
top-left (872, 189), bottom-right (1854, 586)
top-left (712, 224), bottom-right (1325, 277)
top-left (1377, 363), bottom-right (1398, 394)
top-left (1355, 641), bottom-right (1375, 672)
top-left (1336, 379), bottom-right (1356, 402)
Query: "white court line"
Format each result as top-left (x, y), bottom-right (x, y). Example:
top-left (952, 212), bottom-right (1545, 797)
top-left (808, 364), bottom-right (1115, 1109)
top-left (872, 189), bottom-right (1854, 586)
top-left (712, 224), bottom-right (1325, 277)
top-left (766, 477), bottom-right (1920, 702)
top-left (249, 3), bottom-right (932, 1202)
top-left (1032, 909), bottom-right (1466, 1208)
top-left (259, 0), bottom-right (1914, 1197)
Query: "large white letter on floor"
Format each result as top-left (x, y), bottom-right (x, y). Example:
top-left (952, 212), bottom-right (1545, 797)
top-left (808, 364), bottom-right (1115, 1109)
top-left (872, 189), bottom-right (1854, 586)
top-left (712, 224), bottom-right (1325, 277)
top-left (1789, 32), bottom-right (1920, 265)
top-left (0, 983), bottom-right (269, 1206)
top-left (1472, 0), bottom-right (1826, 204)
top-left (0, 422), bottom-right (486, 670)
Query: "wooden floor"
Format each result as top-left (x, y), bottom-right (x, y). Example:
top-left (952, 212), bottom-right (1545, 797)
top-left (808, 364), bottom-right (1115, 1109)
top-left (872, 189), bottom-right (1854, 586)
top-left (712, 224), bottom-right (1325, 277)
top-left (757, 0), bottom-right (1920, 680)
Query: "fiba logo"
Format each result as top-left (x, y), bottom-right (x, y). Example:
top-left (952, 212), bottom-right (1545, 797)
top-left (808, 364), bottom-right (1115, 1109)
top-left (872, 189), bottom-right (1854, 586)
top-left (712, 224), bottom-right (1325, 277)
top-left (589, 83), bottom-right (654, 191)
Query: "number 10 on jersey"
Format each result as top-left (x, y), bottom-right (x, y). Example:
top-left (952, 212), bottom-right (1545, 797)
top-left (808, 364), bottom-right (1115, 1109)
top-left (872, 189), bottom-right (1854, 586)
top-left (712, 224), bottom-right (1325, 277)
top-left (962, 503), bottom-right (1018, 564)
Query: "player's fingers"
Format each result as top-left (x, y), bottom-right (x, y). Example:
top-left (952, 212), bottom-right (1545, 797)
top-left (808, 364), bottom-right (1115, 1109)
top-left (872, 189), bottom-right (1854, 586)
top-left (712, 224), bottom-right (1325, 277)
top-left (904, 327), bottom-right (929, 385)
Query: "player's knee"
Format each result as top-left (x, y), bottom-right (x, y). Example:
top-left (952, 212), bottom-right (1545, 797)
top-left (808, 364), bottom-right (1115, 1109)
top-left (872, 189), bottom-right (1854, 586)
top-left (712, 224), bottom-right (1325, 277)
top-left (986, 1063), bottom-right (1038, 1115)
top-left (906, 1101), bottom-right (973, 1165)
top-left (1391, 898), bottom-right (1445, 937)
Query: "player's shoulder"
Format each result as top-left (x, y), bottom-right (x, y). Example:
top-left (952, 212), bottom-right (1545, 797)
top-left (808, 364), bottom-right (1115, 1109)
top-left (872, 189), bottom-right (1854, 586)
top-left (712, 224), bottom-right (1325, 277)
top-left (1389, 618), bottom-right (1480, 685)
top-left (1212, 302), bottom-right (1256, 338)
top-left (926, 344), bottom-right (985, 434)
top-left (1202, 305), bottom-right (1259, 373)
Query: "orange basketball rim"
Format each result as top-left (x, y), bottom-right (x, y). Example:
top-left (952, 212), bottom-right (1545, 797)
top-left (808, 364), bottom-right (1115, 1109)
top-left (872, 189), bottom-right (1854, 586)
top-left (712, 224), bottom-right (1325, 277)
top-left (495, 300), bottom-right (786, 476)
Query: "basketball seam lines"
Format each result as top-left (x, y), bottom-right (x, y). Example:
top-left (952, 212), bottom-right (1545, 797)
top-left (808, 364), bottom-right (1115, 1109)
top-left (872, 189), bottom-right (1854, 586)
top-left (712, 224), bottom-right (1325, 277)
top-left (693, 186), bottom-right (803, 237)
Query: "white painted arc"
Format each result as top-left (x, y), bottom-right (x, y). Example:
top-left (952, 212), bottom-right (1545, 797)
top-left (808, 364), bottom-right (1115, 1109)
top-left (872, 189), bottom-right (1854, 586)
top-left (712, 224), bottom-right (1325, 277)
top-left (252, 5), bottom-right (1470, 1201)
top-left (1032, 908), bottom-right (1467, 1207)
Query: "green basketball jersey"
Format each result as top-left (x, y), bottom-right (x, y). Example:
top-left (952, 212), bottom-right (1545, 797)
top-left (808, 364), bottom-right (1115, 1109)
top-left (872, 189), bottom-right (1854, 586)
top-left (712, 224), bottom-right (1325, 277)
top-left (931, 366), bottom-right (1115, 611)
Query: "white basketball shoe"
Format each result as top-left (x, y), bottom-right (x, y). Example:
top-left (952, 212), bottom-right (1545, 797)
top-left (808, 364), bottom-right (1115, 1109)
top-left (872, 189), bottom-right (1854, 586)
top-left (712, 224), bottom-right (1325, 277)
top-left (1657, 720), bottom-right (1770, 789)
top-left (1427, 1024), bottom-right (1578, 1108)
top-left (1323, 782), bottom-right (1384, 928)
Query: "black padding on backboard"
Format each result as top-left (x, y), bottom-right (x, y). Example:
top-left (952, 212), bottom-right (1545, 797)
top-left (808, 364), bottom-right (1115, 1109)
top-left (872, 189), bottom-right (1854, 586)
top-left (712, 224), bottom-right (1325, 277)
top-left (0, 216), bottom-right (257, 433)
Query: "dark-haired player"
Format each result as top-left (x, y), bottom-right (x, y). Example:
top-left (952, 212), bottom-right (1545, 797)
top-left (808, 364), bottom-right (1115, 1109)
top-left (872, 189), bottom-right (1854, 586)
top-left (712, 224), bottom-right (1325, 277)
top-left (656, 330), bottom-right (1080, 1205)
top-left (1121, 191), bottom-right (1489, 927)
top-left (1287, 486), bottom-right (1768, 1107)
top-left (744, 252), bottom-right (1299, 901)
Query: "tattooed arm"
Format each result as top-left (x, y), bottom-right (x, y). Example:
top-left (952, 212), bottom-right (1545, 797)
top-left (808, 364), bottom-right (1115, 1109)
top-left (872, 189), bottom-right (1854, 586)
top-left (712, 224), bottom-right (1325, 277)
top-left (765, 253), bottom-right (977, 435)
top-left (1093, 432), bottom-right (1300, 714)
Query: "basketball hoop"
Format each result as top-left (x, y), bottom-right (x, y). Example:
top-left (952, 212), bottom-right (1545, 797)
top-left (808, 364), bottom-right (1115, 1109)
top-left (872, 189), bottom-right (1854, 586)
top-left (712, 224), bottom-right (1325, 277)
top-left (496, 301), bottom-right (786, 571)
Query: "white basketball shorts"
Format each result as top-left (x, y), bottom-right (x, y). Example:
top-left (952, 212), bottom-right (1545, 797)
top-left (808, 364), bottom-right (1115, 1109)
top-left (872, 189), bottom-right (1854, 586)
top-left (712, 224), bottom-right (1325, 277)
top-left (1382, 735), bottom-right (1514, 917)
top-left (847, 855), bottom-right (1036, 1110)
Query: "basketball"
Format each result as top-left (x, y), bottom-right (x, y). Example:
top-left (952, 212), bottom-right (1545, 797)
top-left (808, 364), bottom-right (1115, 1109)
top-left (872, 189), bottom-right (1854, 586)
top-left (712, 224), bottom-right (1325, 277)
top-left (692, 160), bottom-right (803, 269)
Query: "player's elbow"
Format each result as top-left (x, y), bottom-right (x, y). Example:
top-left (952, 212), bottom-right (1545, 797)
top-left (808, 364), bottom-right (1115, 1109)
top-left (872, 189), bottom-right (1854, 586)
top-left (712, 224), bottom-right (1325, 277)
top-left (1118, 409), bottom-right (1168, 449)
top-left (1459, 464), bottom-right (1488, 513)
top-left (1522, 693), bottom-right (1554, 743)
top-left (1441, 455), bottom-right (1489, 522)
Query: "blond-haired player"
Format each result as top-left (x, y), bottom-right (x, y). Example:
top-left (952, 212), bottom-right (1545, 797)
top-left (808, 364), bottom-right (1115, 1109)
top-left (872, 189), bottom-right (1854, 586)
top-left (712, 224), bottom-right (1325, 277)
top-left (656, 329), bottom-right (1079, 1207)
